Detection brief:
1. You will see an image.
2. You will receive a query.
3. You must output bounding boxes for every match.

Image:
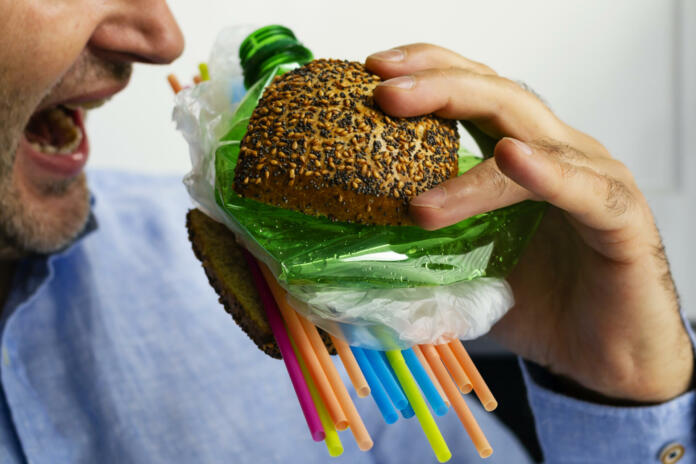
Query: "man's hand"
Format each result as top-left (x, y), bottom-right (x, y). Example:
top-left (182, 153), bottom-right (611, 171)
top-left (366, 44), bottom-right (693, 403)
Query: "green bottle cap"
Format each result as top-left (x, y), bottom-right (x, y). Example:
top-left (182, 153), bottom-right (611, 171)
top-left (239, 25), bottom-right (314, 89)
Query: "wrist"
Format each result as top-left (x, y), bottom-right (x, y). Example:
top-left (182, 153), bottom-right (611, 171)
top-left (541, 328), bottom-right (695, 404)
top-left (527, 360), bottom-right (694, 406)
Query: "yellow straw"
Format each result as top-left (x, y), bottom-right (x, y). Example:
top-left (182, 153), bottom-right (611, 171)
top-left (291, 337), bottom-right (343, 457)
top-left (198, 63), bottom-right (210, 81)
top-left (385, 350), bottom-right (451, 463)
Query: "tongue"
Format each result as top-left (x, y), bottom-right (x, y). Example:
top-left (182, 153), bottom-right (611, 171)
top-left (25, 107), bottom-right (81, 149)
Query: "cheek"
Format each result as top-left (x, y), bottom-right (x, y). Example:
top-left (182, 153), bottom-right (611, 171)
top-left (0, 1), bottom-right (98, 98)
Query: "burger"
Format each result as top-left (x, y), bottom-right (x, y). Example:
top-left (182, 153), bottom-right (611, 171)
top-left (187, 58), bottom-right (460, 357)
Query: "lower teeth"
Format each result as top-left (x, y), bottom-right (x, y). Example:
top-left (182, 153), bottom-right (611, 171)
top-left (28, 107), bottom-right (83, 155)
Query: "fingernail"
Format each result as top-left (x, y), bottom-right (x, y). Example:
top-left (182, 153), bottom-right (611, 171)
top-left (379, 75), bottom-right (415, 90)
top-left (508, 137), bottom-right (533, 155)
top-left (411, 186), bottom-right (447, 209)
top-left (368, 49), bottom-right (405, 62)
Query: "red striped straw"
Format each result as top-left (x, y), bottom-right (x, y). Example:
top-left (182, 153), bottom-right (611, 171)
top-left (242, 251), bottom-right (325, 441)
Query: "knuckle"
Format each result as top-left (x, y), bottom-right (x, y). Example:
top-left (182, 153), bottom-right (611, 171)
top-left (609, 159), bottom-right (638, 186)
top-left (558, 161), bottom-right (579, 182)
top-left (534, 138), bottom-right (590, 165)
top-left (472, 163), bottom-right (509, 198)
top-left (600, 174), bottom-right (634, 217)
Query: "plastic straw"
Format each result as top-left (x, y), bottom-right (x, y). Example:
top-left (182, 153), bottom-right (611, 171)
top-left (364, 349), bottom-right (408, 410)
top-left (400, 403), bottom-right (416, 419)
top-left (241, 252), bottom-right (324, 441)
top-left (198, 62), bottom-right (210, 81)
top-left (434, 343), bottom-right (473, 394)
top-left (412, 345), bottom-right (450, 408)
top-left (385, 350), bottom-right (452, 463)
top-left (380, 352), bottom-right (415, 419)
top-left (292, 338), bottom-right (343, 457)
top-left (448, 341), bottom-right (498, 411)
top-left (420, 344), bottom-right (493, 459)
top-left (351, 347), bottom-right (398, 424)
top-left (167, 74), bottom-right (182, 94)
top-left (329, 334), bottom-right (370, 398)
top-left (296, 315), bottom-right (374, 451)
top-left (403, 348), bottom-right (448, 416)
top-left (257, 263), bottom-right (348, 431)
top-left (193, 75), bottom-right (203, 85)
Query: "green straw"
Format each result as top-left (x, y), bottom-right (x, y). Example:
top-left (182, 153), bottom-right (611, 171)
top-left (198, 62), bottom-right (210, 81)
top-left (291, 337), bottom-right (343, 457)
top-left (385, 350), bottom-right (451, 463)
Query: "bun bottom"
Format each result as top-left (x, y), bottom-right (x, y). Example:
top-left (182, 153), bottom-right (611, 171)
top-left (186, 209), bottom-right (336, 359)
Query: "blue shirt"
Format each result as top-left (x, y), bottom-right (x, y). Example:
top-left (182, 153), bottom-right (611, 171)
top-left (0, 170), bottom-right (693, 463)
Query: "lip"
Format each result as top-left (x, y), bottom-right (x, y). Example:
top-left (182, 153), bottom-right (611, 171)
top-left (35, 79), bottom-right (130, 113)
top-left (59, 83), bottom-right (128, 107)
top-left (19, 108), bottom-right (90, 178)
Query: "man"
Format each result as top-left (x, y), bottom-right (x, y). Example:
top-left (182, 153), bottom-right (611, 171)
top-left (0, 1), bottom-right (693, 463)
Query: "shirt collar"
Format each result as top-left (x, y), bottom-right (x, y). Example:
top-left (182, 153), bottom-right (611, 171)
top-left (0, 194), bottom-right (99, 327)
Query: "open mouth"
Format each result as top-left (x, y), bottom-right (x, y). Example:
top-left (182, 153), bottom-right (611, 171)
top-left (18, 98), bottom-right (109, 178)
top-left (24, 105), bottom-right (85, 155)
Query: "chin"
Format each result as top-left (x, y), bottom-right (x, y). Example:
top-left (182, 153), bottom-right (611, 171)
top-left (0, 170), bottom-right (91, 256)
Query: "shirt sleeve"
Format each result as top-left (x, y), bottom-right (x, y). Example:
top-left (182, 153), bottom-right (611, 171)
top-left (519, 312), bottom-right (696, 463)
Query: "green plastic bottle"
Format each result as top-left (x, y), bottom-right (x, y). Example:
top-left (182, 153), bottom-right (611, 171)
top-left (238, 25), bottom-right (313, 90)
top-left (219, 25), bottom-right (313, 150)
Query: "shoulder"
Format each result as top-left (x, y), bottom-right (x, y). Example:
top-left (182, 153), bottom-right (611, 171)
top-left (86, 169), bottom-right (191, 233)
top-left (87, 169), bottom-right (190, 208)
top-left (83, 168), bottom-right (196, 262)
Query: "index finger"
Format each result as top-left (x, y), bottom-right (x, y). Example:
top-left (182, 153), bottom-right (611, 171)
top-left (365, 43), bottom-right (497, 79)
top-left (372, 68), bottom-right (564, 142)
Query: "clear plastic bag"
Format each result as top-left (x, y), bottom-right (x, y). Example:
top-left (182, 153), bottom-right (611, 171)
top-left (175, 26), bottom-right (546, 349)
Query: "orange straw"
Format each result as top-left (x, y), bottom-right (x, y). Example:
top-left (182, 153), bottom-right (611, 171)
top-left (449, 341), bottom-right (497, 412)
top-left (412, 345), bottom-right (449, 408)
top-left (193, 75), bottom-right (203, 85)
top-left (329, 334), bottom-right (370, 398)
top-left (258, 265), bottom-right (349, 431)
top-left (297, 315), bottom-right (373, 451)
top-left (434, 343), bottom-right (473, 394)
top-left (420, 345), bottom-right (492, 459)
top-left (167, 74), bottom-right (182, 94)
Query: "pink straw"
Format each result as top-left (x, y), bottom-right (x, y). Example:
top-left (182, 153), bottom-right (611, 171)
top-left (242, 251), bottom-right (325, 441)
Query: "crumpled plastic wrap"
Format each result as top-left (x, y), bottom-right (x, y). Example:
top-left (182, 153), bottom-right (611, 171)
top-left (174, 26), bottom-right (546, 350)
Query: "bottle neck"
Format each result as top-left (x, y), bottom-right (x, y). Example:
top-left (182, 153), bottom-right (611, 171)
top-left (239, 25), bottom-right (313, 89)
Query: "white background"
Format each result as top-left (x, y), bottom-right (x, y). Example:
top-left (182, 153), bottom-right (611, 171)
top-left (86, 0), bottom-right (696, 317)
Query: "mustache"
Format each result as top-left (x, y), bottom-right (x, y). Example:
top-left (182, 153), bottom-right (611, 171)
top-left (38, 52), bottom-right (133, 108)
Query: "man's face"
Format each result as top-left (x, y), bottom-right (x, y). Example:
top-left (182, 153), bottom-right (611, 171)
top-left (0, 0), bottom-right (184, 258)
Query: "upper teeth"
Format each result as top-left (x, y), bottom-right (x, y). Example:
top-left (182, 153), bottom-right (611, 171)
top-left (63, 98), bottom-right (108, 110)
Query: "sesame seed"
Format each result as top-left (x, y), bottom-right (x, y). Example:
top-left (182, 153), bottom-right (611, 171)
top-left (234, 58), bottom-right (459, 225)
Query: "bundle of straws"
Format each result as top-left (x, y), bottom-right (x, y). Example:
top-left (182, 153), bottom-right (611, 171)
top-left (170, 68), bottom-right (497, 462)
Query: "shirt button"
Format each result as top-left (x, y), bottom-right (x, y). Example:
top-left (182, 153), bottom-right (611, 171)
top-left (659, 442), bottom-right (685, 464)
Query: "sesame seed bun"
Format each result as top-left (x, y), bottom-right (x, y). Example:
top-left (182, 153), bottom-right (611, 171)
top-left (234, 59), bottom-right (460, 225)
top-left (186, 209), bottom-right (336, 358)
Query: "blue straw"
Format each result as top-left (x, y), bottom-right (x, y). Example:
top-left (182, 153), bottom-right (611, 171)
top-left (402, 348), bottom-right (448, 416)
top-left (350, 347), bottom-right (399, 424)
top-left (400, 403), bottom-right (416, 419)
top-left (364, 349), bottom-right (408, 410)
top-left (379, 352), bottom-right (416, 419)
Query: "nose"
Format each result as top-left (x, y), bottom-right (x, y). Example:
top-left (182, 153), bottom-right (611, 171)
top-left (89, 0), bottom-right (185, 65)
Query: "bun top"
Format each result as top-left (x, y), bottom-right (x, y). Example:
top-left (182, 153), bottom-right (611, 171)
top-left (234, 59), bottom-right (459, 225)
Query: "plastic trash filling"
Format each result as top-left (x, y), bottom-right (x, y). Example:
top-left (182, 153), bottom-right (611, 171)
top-left (176, 26), bottom-right (546, 349)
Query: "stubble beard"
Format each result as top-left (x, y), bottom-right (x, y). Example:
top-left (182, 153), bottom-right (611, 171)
top-left (0, 54), bottom-right (129, 259)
